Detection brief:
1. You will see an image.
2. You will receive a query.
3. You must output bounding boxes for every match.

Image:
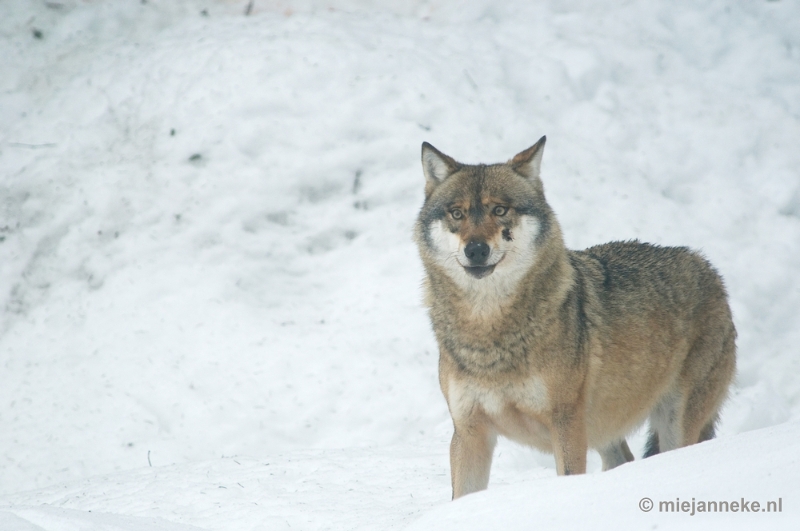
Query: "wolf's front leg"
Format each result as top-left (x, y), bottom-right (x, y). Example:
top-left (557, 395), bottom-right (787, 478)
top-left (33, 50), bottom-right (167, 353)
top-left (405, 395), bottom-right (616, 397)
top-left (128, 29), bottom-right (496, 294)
top-left (550, 404), bottom-right (588, 475)
top-left (450, 419), bottom-right (497, 499)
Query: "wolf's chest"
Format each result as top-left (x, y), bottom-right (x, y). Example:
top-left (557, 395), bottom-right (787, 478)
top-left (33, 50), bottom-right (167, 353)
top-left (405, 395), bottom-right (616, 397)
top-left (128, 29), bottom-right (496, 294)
top-left (444, 374), bottom-right (553, 449)
top-left (443, 331), bottom-right (531, 374)
top-left (445, 374), bottom-right (550, 421)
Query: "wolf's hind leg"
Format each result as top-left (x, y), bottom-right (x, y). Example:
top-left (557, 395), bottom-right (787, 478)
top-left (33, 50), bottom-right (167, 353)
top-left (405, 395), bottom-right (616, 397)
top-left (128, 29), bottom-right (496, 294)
top-left (647, 390), bottom-right (683, 454)
top-left (647, 388), bottom-right (723, 457)
top-left (697, 415), bottom-right (717, 442)
top-left (647, 329), bottom-right (734, 457)
top-left (679, 324), bottom-right (735, 447)
top-left (643, 428), bottom-right (660, 458)
top-left (599, 439), bottom-right (634, 471)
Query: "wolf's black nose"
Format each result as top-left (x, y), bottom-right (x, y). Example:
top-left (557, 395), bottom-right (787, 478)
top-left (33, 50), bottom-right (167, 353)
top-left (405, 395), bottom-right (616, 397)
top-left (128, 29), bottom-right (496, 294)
top-left (464, 241), bottom-right (490, 265)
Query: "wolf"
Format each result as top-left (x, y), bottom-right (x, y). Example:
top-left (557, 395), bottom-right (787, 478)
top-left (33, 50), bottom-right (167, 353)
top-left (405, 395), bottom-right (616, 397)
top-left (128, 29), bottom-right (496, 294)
top-left (414, 136), bottom-right (736, 499)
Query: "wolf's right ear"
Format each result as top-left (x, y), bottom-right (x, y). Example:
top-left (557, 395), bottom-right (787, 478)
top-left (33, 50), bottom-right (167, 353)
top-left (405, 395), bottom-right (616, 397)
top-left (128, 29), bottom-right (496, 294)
top-left (510, 136), bottom-right (546, 180)
top-left (421, 142), bottom-right (459, 197)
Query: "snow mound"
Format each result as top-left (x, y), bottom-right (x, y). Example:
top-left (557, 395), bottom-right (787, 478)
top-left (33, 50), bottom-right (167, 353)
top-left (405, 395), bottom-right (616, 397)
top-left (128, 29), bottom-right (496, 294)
top-left (406, 420), bottom-right (800, 531)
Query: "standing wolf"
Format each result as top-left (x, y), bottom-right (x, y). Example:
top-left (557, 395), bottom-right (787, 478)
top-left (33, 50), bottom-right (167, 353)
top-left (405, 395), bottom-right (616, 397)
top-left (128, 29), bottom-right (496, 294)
top-left (414, 137), bottom-right (736, 499)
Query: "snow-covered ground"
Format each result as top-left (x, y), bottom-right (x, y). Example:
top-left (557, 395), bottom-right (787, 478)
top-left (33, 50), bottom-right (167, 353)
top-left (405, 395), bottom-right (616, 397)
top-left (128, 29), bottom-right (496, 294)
top-left (1, 0), bottom-right (799, 529)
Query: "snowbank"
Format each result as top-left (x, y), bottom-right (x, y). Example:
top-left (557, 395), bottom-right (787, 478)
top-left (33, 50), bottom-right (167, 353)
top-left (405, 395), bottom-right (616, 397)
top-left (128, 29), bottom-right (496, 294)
top-left (406, 420), bottom-right (800, 531)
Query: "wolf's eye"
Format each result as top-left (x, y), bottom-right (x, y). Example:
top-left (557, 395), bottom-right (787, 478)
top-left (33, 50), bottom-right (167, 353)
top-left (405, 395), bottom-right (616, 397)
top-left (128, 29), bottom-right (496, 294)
top-left (493, 206), bottom-right (508, 216)
top-left (450, 209), bottom-right (463, 220)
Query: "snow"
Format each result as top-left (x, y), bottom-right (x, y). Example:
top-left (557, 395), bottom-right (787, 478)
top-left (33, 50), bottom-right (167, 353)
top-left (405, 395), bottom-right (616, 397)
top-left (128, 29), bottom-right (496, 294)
top-left (1, 445), bottom-right (448, 530)
top-left (0, 0), bottom-right (799, 529)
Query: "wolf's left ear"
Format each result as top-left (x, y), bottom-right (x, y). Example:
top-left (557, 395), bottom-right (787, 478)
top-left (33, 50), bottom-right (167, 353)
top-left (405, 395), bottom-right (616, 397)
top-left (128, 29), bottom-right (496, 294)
top-left (510, 135), bottom-right (546, 180)
top-left (421, 142), bottom-right (460, 197)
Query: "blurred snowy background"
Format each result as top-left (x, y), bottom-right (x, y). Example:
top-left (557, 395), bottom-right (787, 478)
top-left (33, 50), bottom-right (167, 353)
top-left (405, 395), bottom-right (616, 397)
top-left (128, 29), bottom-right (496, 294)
top-left (1, 1), bottom-right (799, 529)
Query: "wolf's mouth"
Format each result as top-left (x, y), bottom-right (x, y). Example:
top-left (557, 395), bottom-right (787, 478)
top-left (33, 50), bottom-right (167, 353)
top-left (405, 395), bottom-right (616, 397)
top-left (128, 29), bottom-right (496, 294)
top-left (463, 264), bottom-right (496, 279)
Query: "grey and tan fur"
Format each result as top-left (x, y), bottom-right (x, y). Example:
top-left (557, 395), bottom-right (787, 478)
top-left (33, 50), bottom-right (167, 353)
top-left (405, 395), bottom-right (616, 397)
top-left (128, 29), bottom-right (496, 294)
top-left (414, 137), bottom-right (736, 499)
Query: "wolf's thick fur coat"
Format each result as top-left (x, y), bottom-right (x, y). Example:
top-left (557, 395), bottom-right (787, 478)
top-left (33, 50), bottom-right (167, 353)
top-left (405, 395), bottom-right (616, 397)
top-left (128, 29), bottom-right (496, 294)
top-left (414, 137), bottom-right (736, 499)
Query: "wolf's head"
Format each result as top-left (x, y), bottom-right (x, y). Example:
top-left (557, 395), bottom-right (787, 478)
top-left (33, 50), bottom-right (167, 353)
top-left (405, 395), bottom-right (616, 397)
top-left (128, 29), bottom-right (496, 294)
top-left (415, 137), bottom-right (560, 299)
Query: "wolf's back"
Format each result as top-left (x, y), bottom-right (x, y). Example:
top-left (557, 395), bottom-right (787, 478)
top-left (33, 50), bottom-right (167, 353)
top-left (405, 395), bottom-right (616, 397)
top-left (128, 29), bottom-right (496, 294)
top-left (572, 240), bottom-right (730, 320)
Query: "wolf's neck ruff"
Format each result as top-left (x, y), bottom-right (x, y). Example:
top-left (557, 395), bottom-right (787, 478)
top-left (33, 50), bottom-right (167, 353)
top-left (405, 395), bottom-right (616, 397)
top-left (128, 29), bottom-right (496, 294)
top-left (424, 228), bottom-right (576, 375)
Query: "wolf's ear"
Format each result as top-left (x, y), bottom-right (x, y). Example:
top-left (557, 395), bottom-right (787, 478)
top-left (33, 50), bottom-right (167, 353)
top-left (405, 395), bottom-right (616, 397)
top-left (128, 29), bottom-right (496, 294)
top-left (510, 136), bottom-right (546, 180)
top-left (421, 142), bottom-right (459, 196)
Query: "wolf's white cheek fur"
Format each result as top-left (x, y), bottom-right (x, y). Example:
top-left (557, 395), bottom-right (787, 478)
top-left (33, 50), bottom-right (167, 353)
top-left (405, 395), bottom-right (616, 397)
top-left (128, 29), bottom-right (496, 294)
top-left (429, 220), bottom-right (462, 267)
top-left (498, 216), bottom-right (541, 272)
